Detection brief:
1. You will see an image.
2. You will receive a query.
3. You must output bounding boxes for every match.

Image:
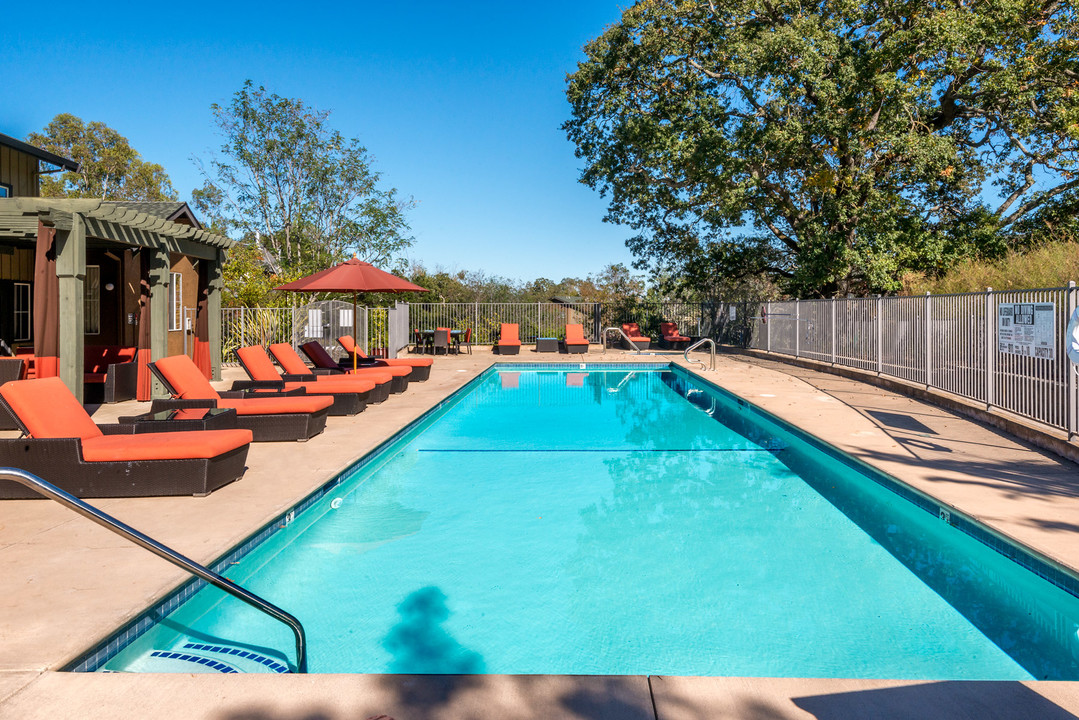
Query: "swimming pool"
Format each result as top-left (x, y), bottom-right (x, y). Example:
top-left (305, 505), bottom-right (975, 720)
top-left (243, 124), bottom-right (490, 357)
top-left (89, 364), bottom-right (1079, 678)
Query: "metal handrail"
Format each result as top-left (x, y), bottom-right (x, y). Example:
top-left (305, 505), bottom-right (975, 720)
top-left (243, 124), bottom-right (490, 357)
top-left (684, 338), bottom-right (716, 371)
top-left (601, 327), bottom-right (647, 354)
top-left (0, 467), bottom-right (307, 673)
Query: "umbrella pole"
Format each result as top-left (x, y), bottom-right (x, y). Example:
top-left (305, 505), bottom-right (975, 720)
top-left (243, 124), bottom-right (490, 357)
top-left (353, 293), bottom-right (358, 372)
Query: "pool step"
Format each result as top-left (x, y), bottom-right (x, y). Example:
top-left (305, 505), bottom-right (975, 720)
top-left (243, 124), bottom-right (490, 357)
top-left (111, 642), bottom-right (291, 674)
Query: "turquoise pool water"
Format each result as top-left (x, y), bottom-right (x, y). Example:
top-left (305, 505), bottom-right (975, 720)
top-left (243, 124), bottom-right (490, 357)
top-left (100, 365), bottom-right (1079, 678)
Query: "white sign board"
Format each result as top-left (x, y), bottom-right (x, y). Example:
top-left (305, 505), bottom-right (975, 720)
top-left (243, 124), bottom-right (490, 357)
top-left (339, 308), bottom-right (353, 327)
top-left (308, 309), bottom-right (323, 338)
top-left (998, 302), bottom-right (1055, 359)
top-left (729, 305), bottom-right (737, 321)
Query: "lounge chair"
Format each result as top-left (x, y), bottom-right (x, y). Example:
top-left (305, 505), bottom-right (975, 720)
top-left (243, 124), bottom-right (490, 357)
top-left (277, 343), bottom-right (404, 399)
top-left (563, 324), bottom-right (589, 354)
top-left (620, 323), bottom-right (651, 351)
top-left (660, 322), bottom-right (691, 349)
top-left (150, 354), bottom-right (333, 442)
top-left (335, 336), bottom-right (432, 381)
top-left (496, 323), bottom-right (521, 355)
top-left (0, 377), bottom-right (252, 499)
top-left (457, 328), bottom-right (473, 355)
top-left (235, 345), bottom-right (373, 416)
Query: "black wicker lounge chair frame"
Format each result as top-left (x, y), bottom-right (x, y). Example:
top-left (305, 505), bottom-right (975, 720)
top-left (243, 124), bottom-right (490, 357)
top-left (148, 364), bottom-right (330, 443)
top-left (0, 398), bottom-right (248, 500)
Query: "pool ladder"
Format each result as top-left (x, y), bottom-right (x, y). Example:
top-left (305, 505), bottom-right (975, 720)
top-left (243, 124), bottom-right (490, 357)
top-left (600, 327), bottom-right (648, 354)
top-left (0, 467), bottom-right (308, 673)
top-left (684, 338), bottom-right (716, 372)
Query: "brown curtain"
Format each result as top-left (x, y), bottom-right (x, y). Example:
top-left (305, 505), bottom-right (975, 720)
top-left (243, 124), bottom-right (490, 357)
top-left (192, 262), bottom-right (211, 379)
top-left (32, 222), bottom-right (59, 379)
top-left (135, 252), bottom-right (153, 401)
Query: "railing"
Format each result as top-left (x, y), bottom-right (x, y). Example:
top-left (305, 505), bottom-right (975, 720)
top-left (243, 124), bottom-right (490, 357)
top-left (407, 302), bottom-right (602, 345)
top-left (0, 467), bottom-right (308, 673)
top-left (600, 327), bottom-right (649, 353)
top-left (684, 338), bottom-right (716, 372)
top-left (748, 285), bottom-right (1078, 436)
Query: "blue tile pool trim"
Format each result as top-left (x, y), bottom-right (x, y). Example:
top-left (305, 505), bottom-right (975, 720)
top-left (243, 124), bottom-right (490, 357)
top-left (671, 364), bottom-right (1079, 602)
top-left (71, 360), bottom-right (1079, 672)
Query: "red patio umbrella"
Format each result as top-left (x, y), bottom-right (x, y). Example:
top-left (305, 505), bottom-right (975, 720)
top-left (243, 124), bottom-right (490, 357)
top-left (275, 258), bottom-right (428, 370)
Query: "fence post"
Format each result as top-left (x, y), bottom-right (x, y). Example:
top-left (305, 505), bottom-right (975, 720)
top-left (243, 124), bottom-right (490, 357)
top-left (474, 302), bottom-right (479, 340)
top-left (925, 291), bottom-right (932, 389)
top-left (985, 287), bottom-right (994, 411)
top-left (240, 306), bottom-right (246, 349)
top-left (794, 299), bottom-right (800, 358)
top-left (766, 302), bottom-right (771, 353)
top-left (830, 298), bottom-right (837, 365)
top-left (876, 295), bottom-right (883, 375)
top-left (1068, 282), bottom-right (1076, 440)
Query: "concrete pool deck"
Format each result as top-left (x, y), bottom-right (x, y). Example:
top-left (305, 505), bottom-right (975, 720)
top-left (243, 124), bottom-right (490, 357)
top-left (2, 347), bottom-right (1079, 719)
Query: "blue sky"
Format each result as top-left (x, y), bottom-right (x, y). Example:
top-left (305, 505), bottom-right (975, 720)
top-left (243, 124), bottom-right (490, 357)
top-left (3, 1), bottom-right (635, 283)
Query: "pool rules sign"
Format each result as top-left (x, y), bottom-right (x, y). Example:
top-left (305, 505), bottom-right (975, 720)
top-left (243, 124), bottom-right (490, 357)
top-left (998, 303), bottom-right (1056, 359)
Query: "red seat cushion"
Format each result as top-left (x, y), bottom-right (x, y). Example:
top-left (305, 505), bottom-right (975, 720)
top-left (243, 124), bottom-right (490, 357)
top-left (217, 395), bottom-right (333, 416)
top-left (283, 378), bottom-right (376, 394)
top-left (270, 343), bottom-right (317, 375)
top-left (0, 377), bottom-right (103, 439)
top-left (84, 372), bottom-right (108, 383)
top-left (154, 355), bottom-right (222, 400)
top-left (81, 429), bottom-right (253, 462)
top-left (237, 345), bottom-right (285, 382)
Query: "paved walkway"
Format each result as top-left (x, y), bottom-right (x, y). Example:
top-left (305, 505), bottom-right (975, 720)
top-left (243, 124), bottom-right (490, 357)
top-left (1, 347), bottom-right (1078, 719)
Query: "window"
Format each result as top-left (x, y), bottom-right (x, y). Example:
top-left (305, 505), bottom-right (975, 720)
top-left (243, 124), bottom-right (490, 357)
top-left (169, 272), bottom-right (183, 331)
top-left (0, 183), bottom-right (11, 198)
top-left (84, 265), bottom-right (100, 335)
top-left (13, 283), bottom-right (31, 341)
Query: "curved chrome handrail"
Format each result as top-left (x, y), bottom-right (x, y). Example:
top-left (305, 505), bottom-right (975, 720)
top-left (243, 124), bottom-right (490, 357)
top-left (684, 338), bottom-right (716, 372)
top-left (601, 327), bottom-right (647, 354)
top-left (0, 467), bottom-right (307, 673)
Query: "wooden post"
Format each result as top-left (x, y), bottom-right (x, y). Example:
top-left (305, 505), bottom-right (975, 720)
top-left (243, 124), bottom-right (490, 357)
top-left (208, 251), bottom-right (224, 381)
top-left (55, 213), bottom-right (86, 402)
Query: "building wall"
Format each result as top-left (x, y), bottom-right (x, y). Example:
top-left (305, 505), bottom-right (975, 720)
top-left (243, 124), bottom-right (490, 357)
top-left (0, 146), bottom-right (39, 197)
top-left (167, 253), bottom-right (200, 357)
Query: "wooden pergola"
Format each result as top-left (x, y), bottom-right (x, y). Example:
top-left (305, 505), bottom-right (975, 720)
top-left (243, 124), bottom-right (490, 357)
top-left (0, 198), bottom-right (235, 400)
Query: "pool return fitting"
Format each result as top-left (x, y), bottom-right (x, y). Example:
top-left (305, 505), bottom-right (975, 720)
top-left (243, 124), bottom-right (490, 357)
top-left (0, 467), bottom-right (308, 673)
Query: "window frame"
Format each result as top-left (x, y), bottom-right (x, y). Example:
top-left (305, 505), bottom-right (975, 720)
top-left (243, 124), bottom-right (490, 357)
top-left (168, 272), bottom-right (183, 331)
top-left (84, 265), bottom-right (101, 336)
top-left (13, 282), bottom-right (31, 342)
top-left (0, 183), bottom-right (11, 198)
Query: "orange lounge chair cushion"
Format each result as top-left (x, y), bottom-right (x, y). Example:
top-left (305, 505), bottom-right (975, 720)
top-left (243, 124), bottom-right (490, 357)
top-left (282, 378), bottom-right (376, 394)
top-left (217, 395), bottom-right (333, 416)
top-left (270, 343), bottom-right (318, 375)
top-left (154, 355), bottom-right (223, 400)
top-left (0, 377), bottom-right (104, 439)
top-left (565, 325), bottom-right (588, 345)
top-left (336, 366), bottom-right (408, 380)
top-left (498, 324), bottom-right (521, 346)
top-left (237, 345), bottom-right (288, 382)
top-left (81, 429), bottom-right (253, 462)
top-left (335, 337), bottom-right (433, 368)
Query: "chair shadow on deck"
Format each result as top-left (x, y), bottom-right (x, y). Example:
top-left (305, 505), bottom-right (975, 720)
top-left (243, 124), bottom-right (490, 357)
top-left (792, 681), bottom-right (1079, 720)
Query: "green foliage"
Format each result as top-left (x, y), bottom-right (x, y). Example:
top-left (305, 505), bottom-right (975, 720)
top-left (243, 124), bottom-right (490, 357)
top-left (27, 113), bottom-right (177, 201)
top-left (903, 240), bottom-right (1079, 293)
top-left (196, 80), bottom-right (415, 275)
top-left (220, 240), bottom-right (301, 307)
top-left (400, 262), bottom-right (647, 305)
top-left (564, 0), bottom-right (1079, 297)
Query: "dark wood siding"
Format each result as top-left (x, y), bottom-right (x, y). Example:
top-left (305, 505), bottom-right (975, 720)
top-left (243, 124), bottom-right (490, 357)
top-left (0, 145), bottom-right (39, 197)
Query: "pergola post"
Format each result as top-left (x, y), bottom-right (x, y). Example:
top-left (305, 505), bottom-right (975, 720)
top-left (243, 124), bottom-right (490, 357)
top-left (55, 213), bottom-right (86, 402)
top-left (208, 250), bottom-right (224, 381)
top-left (149, 249), bottom-right (171, 398)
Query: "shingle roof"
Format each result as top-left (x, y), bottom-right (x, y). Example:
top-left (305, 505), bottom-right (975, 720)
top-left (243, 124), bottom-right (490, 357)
top-left (101, 201), bottom-right (201, 228)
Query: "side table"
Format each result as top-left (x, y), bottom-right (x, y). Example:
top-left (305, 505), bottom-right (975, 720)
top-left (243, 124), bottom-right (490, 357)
top-left (535, 337), bottom-right (558, 353)
top-left (118, 407), bottom-right (239, 433)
